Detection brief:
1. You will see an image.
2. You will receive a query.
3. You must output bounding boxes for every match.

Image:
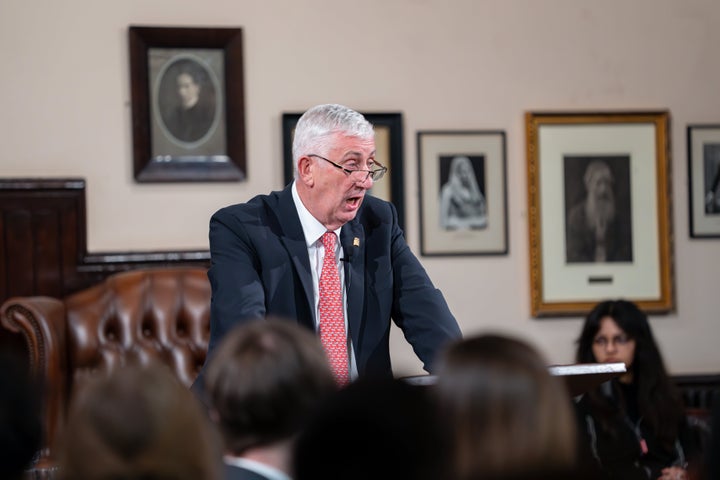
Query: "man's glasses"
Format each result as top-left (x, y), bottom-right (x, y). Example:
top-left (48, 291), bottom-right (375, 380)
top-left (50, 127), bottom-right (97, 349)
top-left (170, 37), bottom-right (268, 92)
top-left (308, 154), bottom-right (387, 182)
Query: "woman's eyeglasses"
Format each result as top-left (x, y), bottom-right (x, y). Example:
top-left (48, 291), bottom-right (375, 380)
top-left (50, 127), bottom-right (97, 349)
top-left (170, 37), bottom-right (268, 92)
top-left (593, 334), bottom-right (631, 347)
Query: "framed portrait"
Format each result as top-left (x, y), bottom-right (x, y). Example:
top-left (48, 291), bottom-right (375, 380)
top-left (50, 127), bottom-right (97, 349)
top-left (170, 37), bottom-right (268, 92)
top-left (687, 124), bottom-right (720, 238)
top-left (417, 130), bottom-right (508, 256)
top-left (129, 26), bottom-right (246, 182)
top-left (526, 111), bottom-right (673, 317)
top-left (282, 112), bottom-right (406, 230)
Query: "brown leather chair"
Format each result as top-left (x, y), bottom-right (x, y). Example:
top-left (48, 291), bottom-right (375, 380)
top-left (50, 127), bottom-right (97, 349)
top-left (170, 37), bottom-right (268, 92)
top-left (0, 268), bottom-right (211, 479)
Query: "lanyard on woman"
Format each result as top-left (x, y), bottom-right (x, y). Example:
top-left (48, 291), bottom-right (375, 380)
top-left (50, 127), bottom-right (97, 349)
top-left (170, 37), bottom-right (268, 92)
top-left (622, 415), bottom-right (648, 455)
top-left (622, 414), bottom-right (687, 468)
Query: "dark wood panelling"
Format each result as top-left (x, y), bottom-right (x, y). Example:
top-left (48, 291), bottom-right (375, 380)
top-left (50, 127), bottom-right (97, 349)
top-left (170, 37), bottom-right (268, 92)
top-left (5, 210), bottom-right (34, 296)
top-left (0, 179), bottom-right (86, 302)
top-left (0, 178), bottom-right (210, 306)
top-left (34, 209), bottom-right (62, 297)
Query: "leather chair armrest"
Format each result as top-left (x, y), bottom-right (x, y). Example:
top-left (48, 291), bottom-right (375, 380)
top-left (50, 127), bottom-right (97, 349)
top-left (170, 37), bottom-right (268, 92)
top-left (0, 296), bottom-right (67, 470)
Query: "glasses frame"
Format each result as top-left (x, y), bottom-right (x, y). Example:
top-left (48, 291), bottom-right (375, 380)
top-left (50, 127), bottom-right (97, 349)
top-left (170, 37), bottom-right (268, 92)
top-left (308, 154), bottom-right (387, 183)
top-left (592, 334), bottom-right (633, 348)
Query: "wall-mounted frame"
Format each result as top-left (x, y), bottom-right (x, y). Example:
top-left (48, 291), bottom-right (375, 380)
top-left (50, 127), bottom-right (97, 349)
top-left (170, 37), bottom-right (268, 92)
top-left (282, 112), bottom-right (405, 230)
top-left (526, 111), bottom-right (673, 317)
top-left (417, 130), bottom-right (508, 256)
top-left (129, 26), bottom-right (246, 182)
top-left (687, 124), bottom-right (720, 238)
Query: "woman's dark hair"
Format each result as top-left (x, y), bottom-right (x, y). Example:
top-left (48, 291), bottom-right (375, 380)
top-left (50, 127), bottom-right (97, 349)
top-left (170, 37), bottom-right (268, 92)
top-left (575, 299), bottom-right (683, 446)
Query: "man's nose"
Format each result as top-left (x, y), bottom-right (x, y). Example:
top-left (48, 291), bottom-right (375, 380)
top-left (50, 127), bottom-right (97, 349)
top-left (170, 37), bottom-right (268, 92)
top-left (357, 173), bottom-right (374, 188)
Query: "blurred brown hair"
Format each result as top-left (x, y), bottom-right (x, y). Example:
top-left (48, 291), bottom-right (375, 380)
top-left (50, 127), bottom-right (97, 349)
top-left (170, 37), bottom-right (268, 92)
top-left (204, 318), bottom-right (337, 455)
top-left (434, 333), bottom-right (578, 479)
top-left (57, 362), bottom-right (221, 480)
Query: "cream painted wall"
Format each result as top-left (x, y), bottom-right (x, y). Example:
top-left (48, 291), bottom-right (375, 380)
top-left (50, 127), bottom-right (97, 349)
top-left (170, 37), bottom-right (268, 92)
top-left (1, 0), bottom-right (719, 375)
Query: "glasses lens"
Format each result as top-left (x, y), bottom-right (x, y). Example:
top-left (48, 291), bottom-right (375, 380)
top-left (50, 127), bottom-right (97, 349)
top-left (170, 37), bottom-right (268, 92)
top-left (348, 170), bottom-right (368, 181)
top-left (347, 167), bottom-right (386, 182)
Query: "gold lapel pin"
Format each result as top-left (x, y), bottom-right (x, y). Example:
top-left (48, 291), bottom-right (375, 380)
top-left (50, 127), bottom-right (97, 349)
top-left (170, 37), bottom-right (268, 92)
top-left (353, 237), bottom-right (360, 247)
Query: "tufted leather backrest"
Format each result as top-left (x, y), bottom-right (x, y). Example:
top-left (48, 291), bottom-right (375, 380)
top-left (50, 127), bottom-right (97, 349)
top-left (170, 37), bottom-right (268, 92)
top-left (0, 267), bottom-right (211, 478)
top-left (65, 269), bottom-right (210, 390)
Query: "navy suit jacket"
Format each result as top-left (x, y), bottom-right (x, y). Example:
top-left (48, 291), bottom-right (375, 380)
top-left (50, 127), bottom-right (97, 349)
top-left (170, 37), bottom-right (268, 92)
top-left (199, 184), bottom-right (461, 381)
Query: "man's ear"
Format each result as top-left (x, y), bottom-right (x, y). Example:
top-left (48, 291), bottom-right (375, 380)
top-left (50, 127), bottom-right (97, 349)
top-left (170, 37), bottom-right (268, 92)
top-left (297, 156), bottom-right (314, 186)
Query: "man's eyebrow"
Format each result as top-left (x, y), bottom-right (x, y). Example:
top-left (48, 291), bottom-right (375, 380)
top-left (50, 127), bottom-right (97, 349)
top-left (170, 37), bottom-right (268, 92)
top-left (340, 151), bottom-right (377, 161)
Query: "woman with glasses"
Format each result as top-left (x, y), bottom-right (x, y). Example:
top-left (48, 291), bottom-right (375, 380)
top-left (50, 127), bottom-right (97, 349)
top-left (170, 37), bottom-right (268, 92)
top-left (575, 300), bottom-right (702, 480)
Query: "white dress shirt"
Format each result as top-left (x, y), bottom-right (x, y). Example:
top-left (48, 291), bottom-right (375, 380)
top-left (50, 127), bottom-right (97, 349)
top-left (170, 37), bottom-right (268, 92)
top-left (291, 181), bottom-right (358, 380)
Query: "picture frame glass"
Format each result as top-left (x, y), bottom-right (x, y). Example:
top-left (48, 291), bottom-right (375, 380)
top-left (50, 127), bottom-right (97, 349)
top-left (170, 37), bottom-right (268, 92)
top-left (418, 131), bottom-right (508, 256)
top-left (538, 123), bottom-right (660, 302)
top-left (526, 112), bottom-right (672, 316)
top-left (149, 48), bottom-right (227, 157)
top-left (369, 124), bottom-right (392, 201)
top-left (688, 125), bottom-right (720, 237)
top-left (129, 26), bottom-right (246, 183)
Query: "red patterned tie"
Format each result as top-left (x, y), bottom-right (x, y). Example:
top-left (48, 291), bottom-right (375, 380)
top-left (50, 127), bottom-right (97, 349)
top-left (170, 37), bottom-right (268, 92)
top-left (319, 232), bottom-right (350, 385)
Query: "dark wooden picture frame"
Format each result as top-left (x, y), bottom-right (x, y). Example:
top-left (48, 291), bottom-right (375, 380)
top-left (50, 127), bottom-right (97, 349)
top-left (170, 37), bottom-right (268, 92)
top-left (687, 124), bottom-right (720, 238)
top-left (129, 26), bottom-right (246, 182)
top-left (417, 130), bottom-right (508, 256)
top-left (282, 112), bottom-right (406, 230)
top-left (526, 111), bottom-right (673, 317)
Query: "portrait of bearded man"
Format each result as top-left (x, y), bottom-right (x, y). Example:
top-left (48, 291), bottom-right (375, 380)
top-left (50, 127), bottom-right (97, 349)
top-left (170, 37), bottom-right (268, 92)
top-left (565, 158), bottom-right (633, 263)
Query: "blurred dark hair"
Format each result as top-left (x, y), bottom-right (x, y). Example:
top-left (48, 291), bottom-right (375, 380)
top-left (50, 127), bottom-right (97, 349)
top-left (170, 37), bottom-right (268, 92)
top-left (173, 58), bottom-right (207, 86)
top-left (0, 349), bottom-right (42, 480)
top-left (294, 377), bottom-right (446, 480)
top-left (205, 318), bottom-right (337, 455)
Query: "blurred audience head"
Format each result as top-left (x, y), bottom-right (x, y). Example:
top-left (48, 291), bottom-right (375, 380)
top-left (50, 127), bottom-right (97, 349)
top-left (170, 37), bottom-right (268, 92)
top-left (433, 333), bottom-right (579, 479)
top-left (56, 361), bottom-right (221, 480)
top-left (294, 377), bottom-right (446, 480)
top-left (205, 318), bottom-right (337, 456)
top-left (705, 396), bottom-right (720, 480)
top-left (0, 349), bottom-right (41, 480)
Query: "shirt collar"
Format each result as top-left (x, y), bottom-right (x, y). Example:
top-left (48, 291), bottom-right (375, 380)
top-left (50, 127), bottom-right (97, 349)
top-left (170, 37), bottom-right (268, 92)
top-left (291, 181), bottom-right (341, 246)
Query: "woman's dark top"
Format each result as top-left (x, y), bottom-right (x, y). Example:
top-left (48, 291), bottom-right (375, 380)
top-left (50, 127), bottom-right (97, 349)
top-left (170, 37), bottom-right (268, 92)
top-left (575, 380), bottom-right (702, 479)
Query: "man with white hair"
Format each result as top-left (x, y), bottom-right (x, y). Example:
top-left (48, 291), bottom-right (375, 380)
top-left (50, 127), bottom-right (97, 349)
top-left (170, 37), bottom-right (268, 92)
top-left (193, 104), bottom-right (461, 393)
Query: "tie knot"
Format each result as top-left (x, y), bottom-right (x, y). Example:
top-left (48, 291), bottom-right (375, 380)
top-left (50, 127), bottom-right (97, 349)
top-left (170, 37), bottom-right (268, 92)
top-left (321, 232), bottom-right (336, 251)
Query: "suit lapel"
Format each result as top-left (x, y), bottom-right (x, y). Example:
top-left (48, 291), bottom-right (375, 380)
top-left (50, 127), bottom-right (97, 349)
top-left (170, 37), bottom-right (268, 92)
top-left (340, 221), bottom-right (365, 351)
top-left (276, 186), bottom-right (315, 323)
top-left (275, 185), bottom-right (366, 341)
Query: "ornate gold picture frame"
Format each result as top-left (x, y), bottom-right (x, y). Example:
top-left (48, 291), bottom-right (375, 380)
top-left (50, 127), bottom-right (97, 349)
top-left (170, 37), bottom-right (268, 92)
top-left (526, 111), bottom-right (673, 316)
